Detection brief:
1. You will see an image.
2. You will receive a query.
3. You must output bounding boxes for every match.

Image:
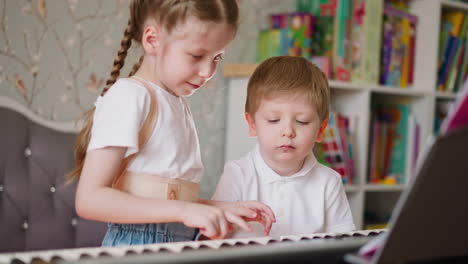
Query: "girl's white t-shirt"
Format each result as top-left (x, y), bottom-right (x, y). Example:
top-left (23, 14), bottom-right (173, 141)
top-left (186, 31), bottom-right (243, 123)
top-left (87, 78), bottom-right (203, 183)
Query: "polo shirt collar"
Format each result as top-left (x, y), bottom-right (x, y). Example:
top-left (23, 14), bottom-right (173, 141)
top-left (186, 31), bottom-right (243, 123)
top-left (253, 144), bottom-right (317, 184)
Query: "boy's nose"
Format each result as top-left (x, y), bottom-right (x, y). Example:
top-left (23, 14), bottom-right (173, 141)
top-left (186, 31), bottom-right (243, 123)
top-left (198, 61), bottom-right (216, 79)
top-left (282, 125), bottom-right (296, 138)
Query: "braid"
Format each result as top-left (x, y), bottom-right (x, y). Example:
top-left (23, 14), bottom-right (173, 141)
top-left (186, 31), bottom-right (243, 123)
top-left (101, 18), bottom-right (134, 96)
top-left (128, 55), bottom-right (144, 77)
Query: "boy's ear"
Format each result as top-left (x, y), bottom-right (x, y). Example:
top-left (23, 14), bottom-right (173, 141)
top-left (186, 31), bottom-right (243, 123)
top-left (315, 119), bottom-right (328, 143)
top-left (245, 112), bottom-right (257, 137)
top-left (142, 25), bottom-right (159, 55)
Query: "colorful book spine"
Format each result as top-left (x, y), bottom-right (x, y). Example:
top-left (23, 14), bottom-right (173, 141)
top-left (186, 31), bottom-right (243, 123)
top-left (296, 0), bottom-right (337, 16)
top-left (407, 22), bottom-right (416, 85)
top-left (257, 29), bottom-right (281, 62)
top-left (333, 0), bottom-right (352, 81)
top-left (438, 36), bottom-right (460, 91)
top-left (447, 16), bottom-right (468, 92)
top-left (269, 12), bottom-right (314, 59)
top-left (455, 31), bottom-right (468, 92)
top-left (399, 18), bottom-right (411, 87)
top-left (337, 114), bottom-right (353, 182)
top-left (368, 114), bottom-right (381, 183)
top-left (380, 4), bottom-right (418, 88)
top-left (311, 16), bottom-right (335, 57)
top-left (350, 0), bottom-right (384, 84)
top-left (437, 11), bottom-right (466, 91)
top-left (311, 56), bottom-right (332, 78)
top-left (318, 111), bottom-right (356, 184)
top-left (380, 15), bottom-right (393, 84)
top-left (405, 114), bottom-right (419, 183)
top-left (382, 103), bottom-right (410, 184)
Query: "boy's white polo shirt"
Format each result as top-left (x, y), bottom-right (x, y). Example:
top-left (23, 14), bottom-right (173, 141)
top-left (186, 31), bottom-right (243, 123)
top-left (212, 145), bottom-right (355, 238)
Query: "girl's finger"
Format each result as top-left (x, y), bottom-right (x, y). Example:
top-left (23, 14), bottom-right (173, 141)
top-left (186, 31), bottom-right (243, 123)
top-left (201, 220), bottom-right (218, 239)
top-left (231, 207), bottom-right (257, 219)
top-left (247, 201), bottom-right (276, 223)
top-left (217, 213), bottom-right (229, 239)
top-left (261, 212), bottom-right (273, 235)
top-left (225, 211), bottom-right (252, 232)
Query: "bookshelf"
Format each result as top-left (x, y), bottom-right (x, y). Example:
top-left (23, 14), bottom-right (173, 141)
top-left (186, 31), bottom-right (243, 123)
top-left (222, 0), bottom-right (466, 231)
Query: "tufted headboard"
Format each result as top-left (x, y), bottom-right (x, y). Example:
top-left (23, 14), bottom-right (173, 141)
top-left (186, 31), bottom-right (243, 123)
top-left (0, 97), bottom-right (106, 253)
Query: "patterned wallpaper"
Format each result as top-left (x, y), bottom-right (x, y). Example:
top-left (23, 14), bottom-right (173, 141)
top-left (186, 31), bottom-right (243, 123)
top-left (0, 0), bottom-right (294, 197)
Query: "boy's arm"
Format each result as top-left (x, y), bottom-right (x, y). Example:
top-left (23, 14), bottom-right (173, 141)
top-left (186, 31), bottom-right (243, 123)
top-left (325, 174), bottom-right (356, 233)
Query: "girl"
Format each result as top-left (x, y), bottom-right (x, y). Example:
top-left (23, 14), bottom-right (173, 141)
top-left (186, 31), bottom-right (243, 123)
top-left (69, 0), bottom-right (275, 246)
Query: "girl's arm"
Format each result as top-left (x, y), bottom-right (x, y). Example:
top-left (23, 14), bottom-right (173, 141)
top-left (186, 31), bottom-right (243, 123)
top-left (76, 146), bottom-right (230, 239)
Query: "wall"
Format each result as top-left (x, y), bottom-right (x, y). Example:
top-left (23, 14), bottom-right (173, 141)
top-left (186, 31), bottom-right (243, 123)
top-left (0, 0), bottom-right (294, 197)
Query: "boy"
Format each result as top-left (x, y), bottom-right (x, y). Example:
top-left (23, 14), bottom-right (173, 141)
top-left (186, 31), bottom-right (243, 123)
top-left (213, 56), bottom-right (355, 237)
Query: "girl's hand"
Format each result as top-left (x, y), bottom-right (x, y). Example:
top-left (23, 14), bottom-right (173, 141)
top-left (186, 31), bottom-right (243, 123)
top-left (179, 203), bottom-right (231, 239)
top-left (214, 200), bottom-right (276, 236)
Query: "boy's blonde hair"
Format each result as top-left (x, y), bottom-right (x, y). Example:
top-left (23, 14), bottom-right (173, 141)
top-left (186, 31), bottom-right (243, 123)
top-left (245, 56), bottom-right (330, 122)
top-left (68, 0), bottom-right (239, 182)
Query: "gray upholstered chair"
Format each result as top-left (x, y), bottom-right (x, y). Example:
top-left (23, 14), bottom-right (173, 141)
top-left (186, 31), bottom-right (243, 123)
top-left (0, 105), bottom-right (106, 253)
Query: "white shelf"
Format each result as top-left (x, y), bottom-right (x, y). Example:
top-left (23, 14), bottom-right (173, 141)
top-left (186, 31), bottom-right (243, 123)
top-left (436, 91), bottom-right (458, 99)
top-left (364, 184), bottom-right (406, 192)
top-left (441, 0), bottom-right (468, 11)
top-left (345, 185), bottom-right (361, 193)
top-left (329, 80), bottom-right (366, 91)
top-left (370, 86), bottom-right (428, 97)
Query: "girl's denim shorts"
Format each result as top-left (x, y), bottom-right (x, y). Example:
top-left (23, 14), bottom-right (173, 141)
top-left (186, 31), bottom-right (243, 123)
top-left (101, 222), bottom-right (199, 246)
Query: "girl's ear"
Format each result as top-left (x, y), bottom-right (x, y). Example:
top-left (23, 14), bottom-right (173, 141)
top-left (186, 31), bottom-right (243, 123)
top-left (245, 112), bottom-right (257, 137)
top-left (315, 119), bottom-right (328, 143)
top-left (142, 25), bottom-right (159, 56)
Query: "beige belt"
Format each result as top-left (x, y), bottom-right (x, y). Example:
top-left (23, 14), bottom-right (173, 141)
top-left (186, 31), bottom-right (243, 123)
top-left (115, 171), bottom-right (199, 202)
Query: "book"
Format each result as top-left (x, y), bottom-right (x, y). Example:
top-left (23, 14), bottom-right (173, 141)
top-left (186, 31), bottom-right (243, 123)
top-left (296, 0), bottom-right (337, 16)
top-left (311, 16), bottom-right (335, 57)
top-left (368, 113), bottom-right (381, 183)
top-left (438, 21), bottom-right (453, 70)
top-left (441, 79), bottom-right (468, 133)
top-left (380, 13), bottom-right (393, 84)
top-left (454, 31), bottom-right (468, 92)
top-left (405, 114), bottom-right (418, 183)
top-left (438, 36), bottom-right (461, 91)
top-left (383, 103), bottom-right (410, 184)
top-left (337, 113), bottom-right (354, 183)
top-left (437, 11), bottom-right (466, 91)
top-left (447, 16), bottom-right (468, 92)
top-left (257, 29), bottom-right (282, 62)
top-left (369, 103), bottom-right (411, 184)
top-left (399, 17), bottom-right (411, 87)
top-left (311, 56), bottom-right (332, 78)
top-left (407, 21), bottom-right (416, 85)
top-left (319, 111), bottom-right (355, 183)
top-left (380, 4), bottom-right (418, 87)
top-left (350, 0), bottom-right (384, 84)
top-left (443, 11), bottom-right (465, 37)
top-left (257, 11), bottom-right (316, 62)
top-left (453, 32), bottom-right (468, 92)
top-left (332, 0), bottom-right (352, 81)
